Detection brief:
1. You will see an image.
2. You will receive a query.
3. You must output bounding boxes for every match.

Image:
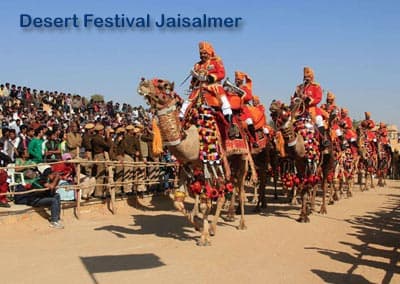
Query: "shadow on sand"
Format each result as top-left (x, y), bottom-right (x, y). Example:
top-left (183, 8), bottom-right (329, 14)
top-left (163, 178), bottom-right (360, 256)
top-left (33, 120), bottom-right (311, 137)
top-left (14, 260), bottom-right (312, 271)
top-left (80, 253), bottom-right (165, 284)
top-left (307, 193), bottom-right (400, 284)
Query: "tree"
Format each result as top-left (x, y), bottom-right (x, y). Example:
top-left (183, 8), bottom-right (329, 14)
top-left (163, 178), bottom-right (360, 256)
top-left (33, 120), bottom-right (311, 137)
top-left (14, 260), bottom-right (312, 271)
top-left (91, 94), bottom-right (104, 102)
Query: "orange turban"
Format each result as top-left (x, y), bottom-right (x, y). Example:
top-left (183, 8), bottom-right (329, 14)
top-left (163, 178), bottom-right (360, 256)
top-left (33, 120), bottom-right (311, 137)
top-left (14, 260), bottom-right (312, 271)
top-left (303, 67), bottom-right (314, 80)
top-left (199, 41), bottom-right (215, 57)
top-left (327, 91), bottom-right (335, 100)
top-left (235, 70), bottom-right (252, 90)
top-left (365, 111), bottom-right (371, 119)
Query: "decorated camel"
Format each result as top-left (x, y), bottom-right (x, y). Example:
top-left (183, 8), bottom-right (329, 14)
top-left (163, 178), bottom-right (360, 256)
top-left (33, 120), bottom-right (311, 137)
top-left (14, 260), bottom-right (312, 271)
top-left (269, 98), bottom-right (323, 222)
top-left (137, 78), bottom-right (249, 245)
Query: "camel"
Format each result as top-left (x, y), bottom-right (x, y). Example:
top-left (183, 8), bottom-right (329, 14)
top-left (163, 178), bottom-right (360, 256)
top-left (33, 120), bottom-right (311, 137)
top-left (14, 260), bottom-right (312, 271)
top-left (356, 127), bottom-right (377, 191)
top-left (376, 140), bottom-right (392, 187)
top-left (137, 78), bottom-right (248, 245)
top-left (269, 98), bottom-right (321, 222)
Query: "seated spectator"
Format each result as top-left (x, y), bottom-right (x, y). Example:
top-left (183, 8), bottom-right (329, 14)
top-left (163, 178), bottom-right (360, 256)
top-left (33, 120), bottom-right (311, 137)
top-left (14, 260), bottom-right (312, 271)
top-left (14, 168), bottom-right (64, 229)
top-left (0, 169), bottom-right (10, 208)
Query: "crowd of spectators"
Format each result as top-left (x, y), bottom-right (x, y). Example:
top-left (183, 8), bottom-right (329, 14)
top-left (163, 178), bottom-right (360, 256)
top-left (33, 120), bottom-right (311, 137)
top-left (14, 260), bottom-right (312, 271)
top-left (0, 82), bottom-right (177, 227)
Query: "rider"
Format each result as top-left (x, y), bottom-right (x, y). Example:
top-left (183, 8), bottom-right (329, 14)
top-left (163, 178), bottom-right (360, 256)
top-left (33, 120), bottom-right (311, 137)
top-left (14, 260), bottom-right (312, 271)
top-left (377, 122), bottom-right (390, 146)
top-left (180, 41), bottom-right (232, 122)
top-left (338, 108), bottom-right (357, 148)
top-left (230, 70), bottom-right (258, 146)
top-left (321, 91), bottom-right (338, 115)
top-left (293, 67), bottom-right (329, 147)
top-left (361, 111), bottom-right (376, 143)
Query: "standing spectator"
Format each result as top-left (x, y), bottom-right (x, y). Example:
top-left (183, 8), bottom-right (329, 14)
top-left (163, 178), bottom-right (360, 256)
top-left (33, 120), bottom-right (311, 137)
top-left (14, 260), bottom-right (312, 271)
top-left (66, 121), bottom-right (82, 157)
top-left (28, 126), bottom-right (45, 163)
top-left (44, 130), bottom-right (61, 162)
top-left (4, 129), bottom-right (20, 162)
top-left (91, 123), bottom-right (111, 198)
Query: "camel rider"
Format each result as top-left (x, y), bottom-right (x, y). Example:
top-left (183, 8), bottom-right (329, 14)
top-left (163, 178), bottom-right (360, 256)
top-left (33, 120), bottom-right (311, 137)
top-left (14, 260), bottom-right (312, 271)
top-left (180, 41), bottom-right (232, 123)
top-left (253, 95), bottom-right (274, 137)
top-left (293, 66), bottom-right (329, 147)
top-left (377, 122), bottom-right (390, 146)
top-left (226, 70), bottom-right (258, 146)
top-left (361, 111), bottom-right (376, 143)
top-left (338, 108), bottom-right (357, 149)
top-left (321, 91), bottom-right (338, 115)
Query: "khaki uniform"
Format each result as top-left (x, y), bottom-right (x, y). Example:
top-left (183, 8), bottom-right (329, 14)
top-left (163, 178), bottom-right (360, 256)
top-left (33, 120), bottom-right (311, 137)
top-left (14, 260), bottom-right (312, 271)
top-left (66, 132), bottom-right (82, 157)
top-left (113, 137), bottom-right (134, 194)
top-left (81, 132), bottom-right (94, 176)
top-left (91, 134), bottom-right (110, 197)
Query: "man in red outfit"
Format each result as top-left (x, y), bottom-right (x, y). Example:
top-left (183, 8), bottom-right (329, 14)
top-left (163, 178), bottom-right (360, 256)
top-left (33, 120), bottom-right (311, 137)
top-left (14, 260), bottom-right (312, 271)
top-left (233, 71), bottom-right (258, 145)
top-left (293, 67), bottom-right (329, 146)
top-left (180, 42), bottom-right (232, 121)
top-left (361, 112), bottom-right (376, 142)
top-left (339, 108), bottom-right (357, 145)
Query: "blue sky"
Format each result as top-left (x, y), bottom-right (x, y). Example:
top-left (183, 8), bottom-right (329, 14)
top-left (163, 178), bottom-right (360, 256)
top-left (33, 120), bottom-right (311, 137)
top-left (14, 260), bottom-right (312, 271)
top-left (0, 0), bottom-right (399, 124)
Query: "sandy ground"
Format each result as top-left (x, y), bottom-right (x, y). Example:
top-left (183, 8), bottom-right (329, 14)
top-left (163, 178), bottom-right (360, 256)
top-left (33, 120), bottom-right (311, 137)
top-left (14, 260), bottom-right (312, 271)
top-left (1, 180), bottom-right (400, 284)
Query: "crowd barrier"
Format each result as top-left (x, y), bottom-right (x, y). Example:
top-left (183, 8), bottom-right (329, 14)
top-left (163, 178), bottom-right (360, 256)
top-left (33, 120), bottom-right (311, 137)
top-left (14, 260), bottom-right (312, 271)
top-left (0, 148), bottom-right (179, 219)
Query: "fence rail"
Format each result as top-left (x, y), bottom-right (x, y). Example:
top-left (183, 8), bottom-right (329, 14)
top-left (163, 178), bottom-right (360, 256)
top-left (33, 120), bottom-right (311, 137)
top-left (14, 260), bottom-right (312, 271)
top-left (0, 148), bottom-right (179, 219)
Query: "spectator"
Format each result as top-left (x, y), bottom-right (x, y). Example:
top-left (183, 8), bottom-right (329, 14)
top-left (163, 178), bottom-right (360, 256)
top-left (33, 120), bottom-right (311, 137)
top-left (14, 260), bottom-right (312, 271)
top-left (14, 168), bottom-right (64, 229)
top-left (28, 126), bottom-right (45, 163)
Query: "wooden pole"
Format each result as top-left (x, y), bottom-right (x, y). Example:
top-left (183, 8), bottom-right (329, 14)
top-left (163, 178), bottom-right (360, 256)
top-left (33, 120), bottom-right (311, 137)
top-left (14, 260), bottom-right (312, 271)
top-left (75, 147), bottom-right (81, 219)
top-left (105, 152), bottom-right (116, 214)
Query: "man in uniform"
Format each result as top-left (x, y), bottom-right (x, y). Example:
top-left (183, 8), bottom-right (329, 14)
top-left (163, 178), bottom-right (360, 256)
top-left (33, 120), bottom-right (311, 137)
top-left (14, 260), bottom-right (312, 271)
top-left (234, 70), bottom-right (259, 146)
top-left (180, 41), bottom-right (232, 122)
top-left (66, 121), bottom-right (82, 157)
top-left (338, 108), bottom-right (357, 149)
top-left (124, 124), bottom-right (143, 192)
top-left (81, 122), bottom-right (95, 176)
top-left (91, 123), bottom-right (111, 198)
top-left (293, 66), bottom-right (329, 147)
top-left (321, 91), bottom-right (338, 115)
top-left (114, 127), bottom-right (135, 195)
top-left (361, 112), bottom-right (376, 143)
top-left (377, 122), bottom-right (390, 147)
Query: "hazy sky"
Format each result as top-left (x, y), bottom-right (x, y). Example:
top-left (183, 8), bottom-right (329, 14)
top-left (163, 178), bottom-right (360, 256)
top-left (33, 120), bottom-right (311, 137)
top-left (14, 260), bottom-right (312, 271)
top-left (1, 0), bottom-right (399, 124)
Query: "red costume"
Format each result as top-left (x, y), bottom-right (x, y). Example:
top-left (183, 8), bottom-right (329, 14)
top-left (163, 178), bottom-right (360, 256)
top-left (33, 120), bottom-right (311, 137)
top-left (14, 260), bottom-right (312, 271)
top-left (228, 71), bottom-right (253, 122)
top-left (361, 112), bottom-right (376, 142)
top-left (189, 42), bottom-right (226, 107)
top-left (377, 122), bottom-right (389, 145)
top-left (320, 91), bottom-right (337, 115)
top-left (293, 67), bottom-right (325, 119)
top-left (339, 108), bottom-right (357, 141)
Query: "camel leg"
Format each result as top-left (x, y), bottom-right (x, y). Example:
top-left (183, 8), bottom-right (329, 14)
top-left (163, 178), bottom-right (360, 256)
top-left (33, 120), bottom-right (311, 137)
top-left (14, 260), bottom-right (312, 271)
top-left (209, 195), bottom-right (225, 236)
top-left (255, 170), bottom-right (267, 212)
top-left (226, 186), bottom-right (236, 222)
top-left (173, 195), bottom-right (202, 231)
top-left (346, 179), bottom-right (353, 197)
top-left (297, 190), bottom-right (310, 223)
top-left (328, 182), bottom-right (335, 205)
top-left (290, 186), bottom-right (298, 205)
top-left (251, 184), bottom-right (259, 204)
top-left (310, 184), bottom-right (317, 212)
top-left (238, 183), bottom-right (247, 230)
top-left (370, 173), bottom-right (375, 189)
top-left (197, 199), bottom-right (211, 246)
top-left (319, 179), bottom-right (327, 214)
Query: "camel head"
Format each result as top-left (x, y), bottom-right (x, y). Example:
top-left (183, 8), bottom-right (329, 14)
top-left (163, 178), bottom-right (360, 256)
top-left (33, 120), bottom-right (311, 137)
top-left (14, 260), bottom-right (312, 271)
top-left (137, 78), bottom-right (176, 110)
top-left (270, 100), bottom-right (291, 129)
